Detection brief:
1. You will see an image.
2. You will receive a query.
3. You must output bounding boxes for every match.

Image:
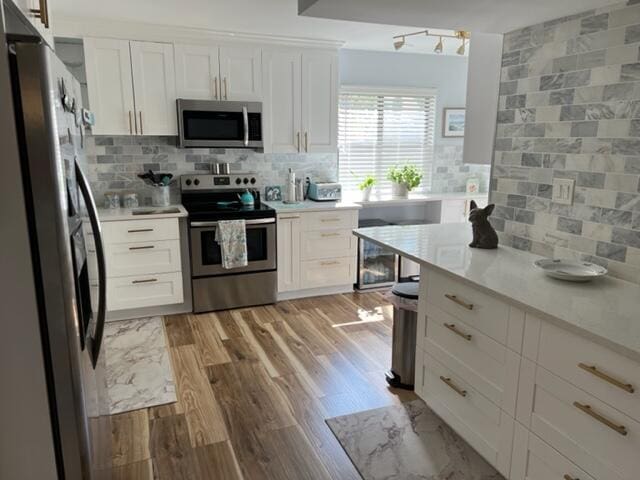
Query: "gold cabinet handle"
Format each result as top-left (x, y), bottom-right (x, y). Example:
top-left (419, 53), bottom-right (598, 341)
top-left (296, 132), bottom-right (300, 152)
top-left (320, 261), bottom-right (340, 266)
top-left (320, 232), bottom-right (340, 238)
top-left (127, 228), bottom-right (154, 233)
top-left (440, 376), bottom-right (467, 397)
top-left (213, 77), bottom-right (218, 99)
top-left (578, 363), bottom-right (634, 394)
top-left (129, 245), bottom-right (154, 250)
top-left (29, 0), bottom-right (49, 28)
top-left (573, 402), bottom-right (627, 436)
top-left (128, 110), bottom-right (133, 134)
top-left (132, 278), bottom-right (158, 284)
top-left (223, 77), bottom-right (228, 100)
top-left (320, 218), bottom-right (341, 223)
top-left (139, 111), bottom-right (144, 135)
top-left (444, 293), bottom-right (474, 310)
top-left (564, 475), bottom-right (579, 480)
top-left (305, 131), bottom-right (309, 152)
top-left (444, 323), bottom-right (472, 341)
top-left (279, 215), bottom-right (300, 220)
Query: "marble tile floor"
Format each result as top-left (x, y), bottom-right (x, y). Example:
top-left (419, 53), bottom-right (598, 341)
top-left (326, 398), bottom-right (504, 480)
top-left (104, 316), bottom-right (177, 415)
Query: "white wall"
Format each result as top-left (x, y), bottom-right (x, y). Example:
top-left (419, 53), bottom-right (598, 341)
top-left (339, 49), bottom-right (468, 146)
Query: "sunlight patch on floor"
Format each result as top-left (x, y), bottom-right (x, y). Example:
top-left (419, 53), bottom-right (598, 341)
top-left (332, 306), bottom-right (385, 328)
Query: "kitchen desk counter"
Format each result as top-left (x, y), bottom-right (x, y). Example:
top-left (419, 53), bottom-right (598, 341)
top-left (97, 204), bottom-right (188, 222)
top-left (354, 222), bottom-right (640, 361)
top-left (264, 200), bottom-right (361, 213)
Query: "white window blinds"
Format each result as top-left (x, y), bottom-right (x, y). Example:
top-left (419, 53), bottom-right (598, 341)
top-left (338, 87), bottom-right (436, 196)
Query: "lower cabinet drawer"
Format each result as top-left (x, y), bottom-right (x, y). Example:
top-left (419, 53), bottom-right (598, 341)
top-left (420, 351), bottom-right (514, 476)
top-left (528, 366), bottom-right (639, 480)
top-left (511, 423), bottom-right (595, 480)
top-left (300, 229), bottom-right (355, 260)
top-left (301, 210), bottom-right (356, 231)
top-left (105, 240), bottom-right (181, 277)
top-left (102, 218), bottom-right (179, 244)
top-left (300, 257), bottom-right (354, 288)
top-left (107, 271), bottom-right (184, 311)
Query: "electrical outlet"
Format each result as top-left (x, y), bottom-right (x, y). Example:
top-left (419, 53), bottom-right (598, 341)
top-left (552, 178), bottom-right (575, 205)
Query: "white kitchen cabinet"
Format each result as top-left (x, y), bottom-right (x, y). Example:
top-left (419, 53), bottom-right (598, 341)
top-left (84, 38), bottom-right (135, 135)
top-left (174, 43), bottom-right (261, 101)
top-left (301, 51), bottom-right (338, 152)
top-left (276, 214), bottom-right (301, 293)
top-left (263, 48), bottom-right (338, 154)
top-left (263, 49), bottom-right (302, 153)
top-left (84, 38), bottom-right (176, 135)
top-left (9, 0), bottom-right (54, 47)
top-left (129, 41), bottom-right (177, 135)
top-left (276, 208), bottom-right (358, 297)
top-left (219, 44), bottom-right (262, 101)
top-left (174, 44), bottom-right (220, 100)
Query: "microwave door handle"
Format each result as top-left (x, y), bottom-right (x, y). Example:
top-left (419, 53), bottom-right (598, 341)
top-left (242, 106), bottom-right (249, 147)
top-left (75, 160), bottom-right (107, 369)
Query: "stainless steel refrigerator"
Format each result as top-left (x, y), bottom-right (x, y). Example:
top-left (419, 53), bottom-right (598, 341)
top-left (0, 7), bottom-right (111, 479)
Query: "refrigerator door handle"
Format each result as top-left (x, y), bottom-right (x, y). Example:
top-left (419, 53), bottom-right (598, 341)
top-left (75, 160), bottom-right (107, 368)
top-left (242, 106), bottom-right (249, 146)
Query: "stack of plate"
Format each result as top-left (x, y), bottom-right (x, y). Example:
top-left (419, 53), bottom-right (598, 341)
top-left (534, 259), bottom-right (608, 282)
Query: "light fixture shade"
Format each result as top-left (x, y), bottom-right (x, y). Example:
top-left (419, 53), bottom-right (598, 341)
top-left (456, 40), bottom-right (466, 55)
top-left (434, 37), bottom-right (443, 54)
top-left (393, 37), bottom-right (405, 50)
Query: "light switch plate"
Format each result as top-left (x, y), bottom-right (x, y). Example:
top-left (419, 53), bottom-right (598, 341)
top-left (552, 178), bottom-right (575, 205)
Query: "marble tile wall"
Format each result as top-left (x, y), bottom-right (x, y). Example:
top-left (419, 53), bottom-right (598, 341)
top-left (491, 0), bottom-right (640, 283)
top-left (431, 144), bottom-right (491, 193)
top-left (85, 135), bottom-right (339, 205)
top-left (86, 136), bottom-right (486, 204)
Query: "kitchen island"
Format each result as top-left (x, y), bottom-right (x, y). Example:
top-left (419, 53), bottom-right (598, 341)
top-left (354, 222), bottom-right (640, 480)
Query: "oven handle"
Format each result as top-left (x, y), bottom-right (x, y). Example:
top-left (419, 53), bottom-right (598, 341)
top-left (190, 218), bottom-right (276, 228)
top-left (242, 106), bottom-right (249, 146)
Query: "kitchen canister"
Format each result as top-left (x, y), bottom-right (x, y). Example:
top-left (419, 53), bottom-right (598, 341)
top-left (104, 192), bottom-right (120, 209)
top-left (122, 192), bottom-right (139, 208)
top-left (151, 186), bottom-right (171, 207)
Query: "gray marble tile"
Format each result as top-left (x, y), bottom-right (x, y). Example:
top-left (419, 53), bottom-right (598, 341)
top-left (552, 55), bottom-right (578, 73)
top-left (104, 316), bottom-right (176, 415)
top-left (502, 51), bottom-right (521, 67)
top-left (560, 105), bottom-right (587, 121)
top-left (558, 216), bottom-right (584, 234)
top-left (601, 207), bottom-right (634, 226)
top-left (612, 226), bottom-right (640, 247)
top-left (624, 24), bottom-right (640, 44)
top-left (621, 62), bottom-right (640, 81)
top-left (603, 83), bottom-right (635, 101)
top-left (515, 209), bottom-right (536, 224)
top-left (596, 240), bottom-right (628, 260)
top-left (571, 121), bottom-right (599, 137)
top-left (540, 73), bottom-right (565, 90)
top-left (577, 50), bottom-right (606, 69)
top-left (549, 88), bottom-right (575, 105)
top-left (326, 399), bottom-right (503, 480)
top-left (580, 13), bottom-right (609, 35)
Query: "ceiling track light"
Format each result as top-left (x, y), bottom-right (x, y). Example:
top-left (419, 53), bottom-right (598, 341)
top-left (392, 29), bottom-right (470, 54)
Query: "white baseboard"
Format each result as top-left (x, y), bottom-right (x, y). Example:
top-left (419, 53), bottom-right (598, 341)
top-left (277, 284), bottom-right (354, 301)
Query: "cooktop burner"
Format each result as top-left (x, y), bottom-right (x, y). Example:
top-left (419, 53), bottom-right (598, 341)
top-left (181, 174), bottom-right (274, 222)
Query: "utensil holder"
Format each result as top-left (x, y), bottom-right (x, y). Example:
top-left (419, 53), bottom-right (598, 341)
top-left (151, 186), bottom-right (170, 207)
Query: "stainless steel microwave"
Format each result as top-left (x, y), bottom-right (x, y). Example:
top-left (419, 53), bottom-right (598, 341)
top-left (177, 99), bottom-right (263, 148)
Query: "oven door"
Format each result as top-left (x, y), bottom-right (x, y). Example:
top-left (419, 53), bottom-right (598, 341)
top-left (190, 218), bottom-right (276, 276)
top-left (177, 99), bottom-right (263, 148)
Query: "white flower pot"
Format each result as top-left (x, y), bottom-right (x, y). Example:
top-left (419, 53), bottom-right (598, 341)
top-left (391, 182), bottom-right (409, 199)
top-left (361, 186), bottom-right (372, 202)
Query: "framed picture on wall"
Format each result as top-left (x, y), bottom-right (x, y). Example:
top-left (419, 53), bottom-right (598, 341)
top-left (443, 108), bottom-right (466, 137)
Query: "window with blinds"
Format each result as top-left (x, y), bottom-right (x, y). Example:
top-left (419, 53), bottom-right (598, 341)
top-left (338, 88), bottom-right (436, 196)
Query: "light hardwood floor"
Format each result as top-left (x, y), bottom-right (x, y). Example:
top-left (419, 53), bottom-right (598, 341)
top-left (110, 292), bottom-right (417, 479)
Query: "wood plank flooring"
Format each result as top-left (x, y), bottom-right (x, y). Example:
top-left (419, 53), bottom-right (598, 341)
top-left (110, 292), bottom-right (417, 480)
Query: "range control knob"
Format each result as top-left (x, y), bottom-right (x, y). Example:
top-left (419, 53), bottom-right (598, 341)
top-left (243, 177), bottom-right (249, 184)
top-left (235, 178), bottom-right (242, 185)
top-left (185, 179), bottom-right (192, 186)
top-left (194, 179), bottom-right (200, 186)
top-left (250, 177), bottom-right (256, 185)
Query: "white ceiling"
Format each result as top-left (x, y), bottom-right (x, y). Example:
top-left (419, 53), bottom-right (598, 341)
top-left (52, 0), bottom-right (468, 55)
top-left (299, 0), bottom-right (616, 34)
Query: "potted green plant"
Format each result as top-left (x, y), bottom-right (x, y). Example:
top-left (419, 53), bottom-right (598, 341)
top-left (358, 175), bottom-right (376, 201)
top-left (387, 165), bottom-right (422, 199)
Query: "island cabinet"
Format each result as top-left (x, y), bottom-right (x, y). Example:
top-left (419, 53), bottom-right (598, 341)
top-left (414, 267), bottom-right (640, 480)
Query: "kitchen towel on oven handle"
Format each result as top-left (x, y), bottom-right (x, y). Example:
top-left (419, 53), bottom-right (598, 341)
top-left (215, 219), bottom-right (248, 269)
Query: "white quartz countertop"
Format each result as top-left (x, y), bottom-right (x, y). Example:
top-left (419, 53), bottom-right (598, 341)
top-left (350, 192), bottom-right (489, 207)
top-left (354, 223), bottom-right (640, 361)
top-left (97, 204), bottom-right (188, 222)
top-left (264, 200), bottom-right (361, 213)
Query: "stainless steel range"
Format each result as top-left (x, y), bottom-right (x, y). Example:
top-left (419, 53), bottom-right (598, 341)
top-left (181, 174), bottom-right (277, 312)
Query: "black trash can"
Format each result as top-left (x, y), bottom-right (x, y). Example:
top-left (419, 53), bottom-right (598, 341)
top-left (385, 282), bottom-right (419, 390)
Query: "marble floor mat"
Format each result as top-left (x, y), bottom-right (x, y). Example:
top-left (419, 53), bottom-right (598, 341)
top-left (104, 316), bottom-right (177, 414)
top-left (326, 399), bottom-right (504, 480)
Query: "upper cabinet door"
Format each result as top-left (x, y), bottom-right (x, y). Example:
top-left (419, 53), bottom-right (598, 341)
top-left (129, 41), bottom-right (178, 136)
top-left (301, 51), bottom-right (338, 153)
top-left (174, 43), bottom-right (220, 100)
top-left (262, 49), bottom-right (301, 153)
top-left (218, 44), bottom-right (262, 101)
top-left (84, 38), bottom-right (135, 136)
